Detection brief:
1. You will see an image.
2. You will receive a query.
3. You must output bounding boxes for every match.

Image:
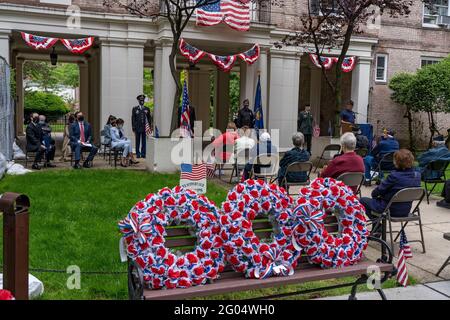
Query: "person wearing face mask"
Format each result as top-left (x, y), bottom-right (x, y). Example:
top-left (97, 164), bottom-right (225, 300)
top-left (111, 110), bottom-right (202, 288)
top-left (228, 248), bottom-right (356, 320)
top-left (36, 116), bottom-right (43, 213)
top-left (25, 113), bottom-right (46, 170)
top-left (38, 115), bottom-right (56, 168)
top-left (69, 112), bottom-right (98, 169)
top-left (132, 94), bottom-right (152, 159)
top-left (110, 118), bottom-right (139, 167)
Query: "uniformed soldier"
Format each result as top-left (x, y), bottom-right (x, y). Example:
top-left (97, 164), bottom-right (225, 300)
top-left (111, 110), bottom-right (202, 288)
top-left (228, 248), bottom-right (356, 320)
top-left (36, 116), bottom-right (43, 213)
top-left (236, 99), bottom-right (255, 129)
top-left (132, 94), bottom-right (152, 159)
top-left (298, 105), bottom-right (314, 154)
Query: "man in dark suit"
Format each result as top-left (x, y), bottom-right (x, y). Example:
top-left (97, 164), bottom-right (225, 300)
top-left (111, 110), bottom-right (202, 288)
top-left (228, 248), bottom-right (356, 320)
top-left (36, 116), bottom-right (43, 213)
top-left (69, 112), bottom-right (98, 169)
top-left (26, 113), bottom-right (46, 170)
top-left (132, 94), bottom-right (152, 159)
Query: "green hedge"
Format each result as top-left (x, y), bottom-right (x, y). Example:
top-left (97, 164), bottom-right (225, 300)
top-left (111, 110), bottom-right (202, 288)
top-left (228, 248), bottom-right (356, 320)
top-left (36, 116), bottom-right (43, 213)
top-left (24, 91), bottom-right (70, 116)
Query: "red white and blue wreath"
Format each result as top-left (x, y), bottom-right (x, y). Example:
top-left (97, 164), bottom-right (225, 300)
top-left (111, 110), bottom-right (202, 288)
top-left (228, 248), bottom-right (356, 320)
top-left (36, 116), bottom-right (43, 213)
top-left (119, 186), bottom-right (225, 290)
top-left (293, 178), bottom-right (369, 268)
top-left (220, 180), bottom-right (301, 279)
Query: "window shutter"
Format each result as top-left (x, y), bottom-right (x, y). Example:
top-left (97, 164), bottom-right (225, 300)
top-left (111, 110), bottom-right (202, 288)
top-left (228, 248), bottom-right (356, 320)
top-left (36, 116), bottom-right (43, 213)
top-left (310, 0), bottom-right (320, 15)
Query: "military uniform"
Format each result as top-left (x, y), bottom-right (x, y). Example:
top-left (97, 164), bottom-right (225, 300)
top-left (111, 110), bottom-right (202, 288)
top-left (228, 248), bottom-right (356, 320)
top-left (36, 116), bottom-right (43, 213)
top-left (132, 104), bottom-right (152, 158)
top-left (298, 111), bottom-right (314, 153)
top-left (236, 107), bottom-right (255, 129)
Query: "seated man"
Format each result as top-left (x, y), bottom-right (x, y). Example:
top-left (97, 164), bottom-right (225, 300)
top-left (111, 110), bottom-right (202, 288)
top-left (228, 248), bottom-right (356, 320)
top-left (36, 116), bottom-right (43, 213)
top-left (364, 129), bottom-right (400, 185)
top-left (277, 132), bottom-right (311, 188)
top-left (320, 132), bottom-right (364, 194)
top-left (69, 112), bottom-right (98, 169)
top-left (235, 126), bottom-right (256, 155)
top-left (360, 149), bottom-right (421, 223)
top-left (242, 132), bottom-right (278, 181)
top-left (26, 113), bottom-right (46, 170)
top-left (353, 126), bottom-right (369, 150)
top-left (418, 138), bottom-right (450, 180)
top-left (38, 115), bottom-right (56, 168)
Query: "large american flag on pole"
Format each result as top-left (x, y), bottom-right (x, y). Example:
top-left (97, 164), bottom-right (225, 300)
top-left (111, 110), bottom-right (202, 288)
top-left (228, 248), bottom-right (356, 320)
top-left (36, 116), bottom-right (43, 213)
top-left (396, 230), bottom-right (413, 287)
top-left (196, 0), bottom-right (251, 32)
top-left (180, 79), bottom-right (192, 138)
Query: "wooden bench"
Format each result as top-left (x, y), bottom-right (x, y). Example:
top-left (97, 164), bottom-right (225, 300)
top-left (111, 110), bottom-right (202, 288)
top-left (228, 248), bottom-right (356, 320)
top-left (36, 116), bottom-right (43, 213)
top-left (128, 215), bottom-right (396, 300)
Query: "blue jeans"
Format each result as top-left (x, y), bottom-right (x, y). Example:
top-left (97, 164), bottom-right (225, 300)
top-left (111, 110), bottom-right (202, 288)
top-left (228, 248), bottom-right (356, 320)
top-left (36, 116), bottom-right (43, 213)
top-left (364, 155), bottom-right (376, 180)
top-left (135, 132), bottom-right (147, 158)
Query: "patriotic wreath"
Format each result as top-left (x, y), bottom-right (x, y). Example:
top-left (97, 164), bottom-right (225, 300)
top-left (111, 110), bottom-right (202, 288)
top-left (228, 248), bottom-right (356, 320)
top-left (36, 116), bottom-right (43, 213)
top-left (219, 180), bottom-right (301, 279)
top-left (119, 186), bottom-right (225, 290)
top-left (293, 178), bottom-right (369, 268)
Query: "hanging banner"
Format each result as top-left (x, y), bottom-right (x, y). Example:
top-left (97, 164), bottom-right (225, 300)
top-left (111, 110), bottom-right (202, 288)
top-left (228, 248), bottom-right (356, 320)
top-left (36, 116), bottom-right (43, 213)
top-left (60, 37), bottom-right (95, 54)
top-left (341, 56), bottom-right (357, 73)
top-left (208, 54), bottom-right (237, 72)
top-left (179, 39), bottom-right (260, 72)
top-left (309, 54), bottom-right (358, 72)
top-left (179, 38), bottom-right (206, 64)
top-left (21, 32), bottom-right (59, 50)
top-left (238, 44), bottom-right (260, 65)
top-left (196, 0), bottom-right (251, 32)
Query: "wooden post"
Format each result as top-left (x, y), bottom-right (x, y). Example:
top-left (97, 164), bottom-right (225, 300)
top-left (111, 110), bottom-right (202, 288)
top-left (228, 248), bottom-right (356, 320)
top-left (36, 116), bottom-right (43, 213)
top-left (0, 192), bottom-right (30, 300)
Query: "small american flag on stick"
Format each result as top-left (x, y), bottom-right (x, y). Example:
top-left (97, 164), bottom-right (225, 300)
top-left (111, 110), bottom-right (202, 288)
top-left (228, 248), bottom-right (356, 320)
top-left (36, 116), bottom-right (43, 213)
top-left (396, 230), bottom-right (413, 287)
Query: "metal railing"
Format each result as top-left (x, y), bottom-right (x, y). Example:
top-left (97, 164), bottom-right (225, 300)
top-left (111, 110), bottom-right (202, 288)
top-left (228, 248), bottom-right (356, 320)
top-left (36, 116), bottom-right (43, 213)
top-left (159, 0), bottom-right (271, 24)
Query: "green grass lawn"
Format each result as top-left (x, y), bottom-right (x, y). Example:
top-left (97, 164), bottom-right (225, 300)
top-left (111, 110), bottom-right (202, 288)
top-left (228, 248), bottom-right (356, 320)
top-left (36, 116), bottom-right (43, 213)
top-left (0, 170), bottom-right (406, 300)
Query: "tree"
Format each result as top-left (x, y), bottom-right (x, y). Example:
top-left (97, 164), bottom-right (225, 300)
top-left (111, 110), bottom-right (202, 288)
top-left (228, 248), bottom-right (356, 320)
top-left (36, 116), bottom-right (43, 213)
top-left (24, 91), bottom-right (70, 116)
top-left (277, 0), bottom-right (414, 115)
top-left (389, 56), bottom-right (450, 148)
top-left (24, 61), bottom-right (79, 91)
top-left (104, 0), bottom-right (269, 133)
top-left (389, 72), bottom-right (416, 151)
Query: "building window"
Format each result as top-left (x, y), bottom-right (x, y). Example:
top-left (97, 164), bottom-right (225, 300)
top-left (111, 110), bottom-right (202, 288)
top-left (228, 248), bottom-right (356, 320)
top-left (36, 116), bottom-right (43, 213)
top-left (421, 57), bottom-right (442, 68)
top-left (375, 54), bottom-right (388, 83)
top-left (310, 0), bottom-right (341, 15)
top-left (423, 0), bottom-right (449, 25)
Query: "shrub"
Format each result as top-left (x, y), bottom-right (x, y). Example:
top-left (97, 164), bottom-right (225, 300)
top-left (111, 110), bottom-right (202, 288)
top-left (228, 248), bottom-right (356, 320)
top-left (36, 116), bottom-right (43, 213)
top-left (24, 91), bottom-right (70, 116)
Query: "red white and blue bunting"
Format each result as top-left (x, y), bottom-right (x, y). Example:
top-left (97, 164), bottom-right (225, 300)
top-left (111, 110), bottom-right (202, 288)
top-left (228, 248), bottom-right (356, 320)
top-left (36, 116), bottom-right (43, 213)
top-left (60, 37), bottom-right (95, 54)
top-left (179, 39), bottom-right (260, 72)
top-left (309, 54), bottom-right (357, 73)
top-left (21, 32), bottom-right (94, 55)
top-left (21, 32), bottom-right (59, 50)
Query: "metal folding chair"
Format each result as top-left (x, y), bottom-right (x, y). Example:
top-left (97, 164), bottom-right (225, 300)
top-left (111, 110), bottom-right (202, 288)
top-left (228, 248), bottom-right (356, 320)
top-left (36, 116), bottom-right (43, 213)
top-left (371, 187), bottom-right (426, 254)
top-left (423, 159), bottom-right (449, 204)
top-left (314, 144), bottom-right (341, 173)
top-left (371, 152), bottom-right (395, 183)
top-left (230, 148), bottom-right (251, 184)
top-left (281, 161), bottom-right (313, 195)
top-left (251, 153), bottom-right (280, 183)
top-left (436, 233), bottom-right (450, 277)
top-left (100, 129), bottom-right (112, 160)
top-left (336, 172), bottom-right (365, 197)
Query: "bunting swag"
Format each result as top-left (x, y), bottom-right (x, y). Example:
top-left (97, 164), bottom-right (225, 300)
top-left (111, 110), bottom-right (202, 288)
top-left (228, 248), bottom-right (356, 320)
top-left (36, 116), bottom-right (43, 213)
top-left (61, 37), bottom-right (94, 54)
top-left (179, 39), bottom-right (206, 65)
top-left (309, 54), bottom-right (358, 73)
top-left (238, 44), bottom-right (260, 65)
top-left (21, 32), bottom-right (58, 50)
top-left (179, 39), bottom-right (260, 72)
top-left (208, 54), bottom-right (237, 72)
top-left (20, 32), bottom-right (94, 54)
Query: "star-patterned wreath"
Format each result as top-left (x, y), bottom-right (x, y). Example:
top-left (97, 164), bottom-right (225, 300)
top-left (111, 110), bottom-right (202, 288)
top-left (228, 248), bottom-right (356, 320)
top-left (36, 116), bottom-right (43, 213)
top-left (219, 180), bottom-right (301, 279)
top-left (119, 186), bottom-right (225, 290)
top-left (293, 178), bottom-right (369, 268)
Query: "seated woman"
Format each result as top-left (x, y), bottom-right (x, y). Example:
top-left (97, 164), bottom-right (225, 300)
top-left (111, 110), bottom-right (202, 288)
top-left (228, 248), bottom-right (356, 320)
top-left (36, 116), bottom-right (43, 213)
top-left (103, 115), bottom-right (116, 146)
top-left (242, 132), bottom-right (278, 181)
top-left (212, 122), bottom-right (240, 165)
top-left (360, 149), bottom-right (421, 222)
top-left (320, 132), bottom-right (365, 194)
top-left (110, 118), bottom-right (139, 167)
top-left (277, 132), bottom-right (310, 188)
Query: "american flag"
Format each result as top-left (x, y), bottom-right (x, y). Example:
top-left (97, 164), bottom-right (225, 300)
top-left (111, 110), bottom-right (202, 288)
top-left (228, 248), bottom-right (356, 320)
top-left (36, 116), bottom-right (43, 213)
top-left (196, 0), bottom-right (251, 32)
top-left (145, 116), bottom-right (152, 137)
top-left (206, 163), bottom-right (216, 178)
top-left (180, 79), bottom-right (192, 138)
top-left (181, 163), bottom-right (207, 181)
top-left (396, 230), bottom-right (413, 287)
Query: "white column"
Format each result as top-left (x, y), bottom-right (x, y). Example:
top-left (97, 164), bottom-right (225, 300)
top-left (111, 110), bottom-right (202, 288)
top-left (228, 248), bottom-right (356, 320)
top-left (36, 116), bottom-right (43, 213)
top-left (79, 62), bottom-right (89, 118)
top-left (215, 71), bottom-right (230, 132)
top-left (351, 58), bottom-right (371, 124)
top-left (0, 31), bottom-right (10, 64)
top-left (268, 51), bottom-right (301, 148)
top-left (100, 39), bottom-right (145, 144)
top-left (240, 61), bottom-right (257, 107)
top-left (189, 70), bottom-right (211, 133)
top-left (256, 47), bottom-right (269, 127)
top-left (153, 42), bottom-right (177, 137)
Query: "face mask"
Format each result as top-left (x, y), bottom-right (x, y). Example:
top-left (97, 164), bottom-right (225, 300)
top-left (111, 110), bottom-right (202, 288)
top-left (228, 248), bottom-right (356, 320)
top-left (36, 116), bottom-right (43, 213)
top-left (33, 117), bottom-right (39, 123)
top-left (78, 116), bottom-right (84, 122)
top-left (39, 120), bottom-right (45, 125)
top-left (118, 125), bottom-right (123, 130)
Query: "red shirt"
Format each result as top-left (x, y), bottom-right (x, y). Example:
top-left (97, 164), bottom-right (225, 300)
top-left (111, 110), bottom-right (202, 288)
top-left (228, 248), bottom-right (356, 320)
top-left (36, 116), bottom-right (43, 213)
top-left (320, 151), bottom-right (365, 194)
top-left (212, 131), bottom-right (239, 162)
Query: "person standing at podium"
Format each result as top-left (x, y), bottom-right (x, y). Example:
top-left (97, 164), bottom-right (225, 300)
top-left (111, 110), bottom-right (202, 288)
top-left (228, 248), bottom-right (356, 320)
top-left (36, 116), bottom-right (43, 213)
top-left (340, 100), bottom-right (356, 134)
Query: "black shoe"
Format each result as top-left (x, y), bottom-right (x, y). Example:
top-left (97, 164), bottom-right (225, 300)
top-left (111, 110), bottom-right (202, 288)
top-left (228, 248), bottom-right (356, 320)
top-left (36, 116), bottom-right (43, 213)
top-left (363, 180), bottom-right (372, 187)
top-left (32, 164), bottom-right (41, 170)
top-left (45, 162), bottom-right (56, 168)
top-left (73, 163), bottom-right (82, 170)
top-left (83, 161), bottom-right (92, 168)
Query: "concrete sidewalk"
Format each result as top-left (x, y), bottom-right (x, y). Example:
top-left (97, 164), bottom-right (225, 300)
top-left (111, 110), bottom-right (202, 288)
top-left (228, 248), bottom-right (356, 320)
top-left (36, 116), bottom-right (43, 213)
top-left (316, 280), bottom-right (450, 300)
